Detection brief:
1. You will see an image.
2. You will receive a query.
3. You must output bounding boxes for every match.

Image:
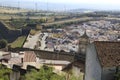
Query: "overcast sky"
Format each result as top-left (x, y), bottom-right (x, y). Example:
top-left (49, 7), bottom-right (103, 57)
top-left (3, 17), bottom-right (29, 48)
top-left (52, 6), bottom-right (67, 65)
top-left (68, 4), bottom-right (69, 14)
top-left (0, 0), bottom-right (120, 10)
top-left (19, 0), bottom-right (120, 4)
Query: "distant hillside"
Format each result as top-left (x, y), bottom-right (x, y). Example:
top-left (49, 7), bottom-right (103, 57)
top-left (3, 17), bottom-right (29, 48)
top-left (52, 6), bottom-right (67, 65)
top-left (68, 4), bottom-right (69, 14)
top-left (68, 9), bottom-right (94, 13)
top-left (0, 6), bottom-right (31, 14)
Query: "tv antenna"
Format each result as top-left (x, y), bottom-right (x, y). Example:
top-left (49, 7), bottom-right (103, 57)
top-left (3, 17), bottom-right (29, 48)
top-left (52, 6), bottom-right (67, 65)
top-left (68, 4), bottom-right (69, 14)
top-left (18, 0), bottom-right (20, 10)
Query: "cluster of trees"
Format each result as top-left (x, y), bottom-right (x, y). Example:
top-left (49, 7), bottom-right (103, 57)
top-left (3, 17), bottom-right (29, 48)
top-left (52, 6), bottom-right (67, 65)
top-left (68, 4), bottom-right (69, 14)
top-left (115, 70), bottom-right (120, 80)
top-left (0, 65), bottom-right (66, 80)
top-left (24, 65), bottom-right (65, 80)
top-left (24, 65), bottom-right (80, 80)
top-left (39, 18), bottom-right (47, 23)
top-left (0, 64), bottom-right (119, 80)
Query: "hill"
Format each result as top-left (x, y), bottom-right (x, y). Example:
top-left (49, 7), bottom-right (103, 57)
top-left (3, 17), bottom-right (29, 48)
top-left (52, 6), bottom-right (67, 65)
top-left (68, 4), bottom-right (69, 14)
top-left (0, 6), bottom-right (30, 14)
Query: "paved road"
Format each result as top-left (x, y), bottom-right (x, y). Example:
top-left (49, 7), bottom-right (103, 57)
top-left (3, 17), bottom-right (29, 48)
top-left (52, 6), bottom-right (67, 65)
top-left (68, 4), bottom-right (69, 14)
top-left (23, 33), bottom-right (40, 49)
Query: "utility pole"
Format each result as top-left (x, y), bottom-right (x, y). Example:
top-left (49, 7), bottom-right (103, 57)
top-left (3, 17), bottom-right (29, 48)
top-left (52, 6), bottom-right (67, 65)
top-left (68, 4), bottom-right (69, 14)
top-left (63, 5), bottom-right (67, 16)
top-left (35, 2), bottom-right (37, 12)
top-left (47, 0), bottom-right (48, 11)
top-left (46, 0), bottom-right (49, 19)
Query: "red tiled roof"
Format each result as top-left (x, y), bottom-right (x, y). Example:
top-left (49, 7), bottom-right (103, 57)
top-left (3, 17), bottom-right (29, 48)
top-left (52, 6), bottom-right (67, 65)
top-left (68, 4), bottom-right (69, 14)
top-left (94, 41), bottom-right (120, 68)
top-left (3, 54), bottom-right (11, 60)
top-left (23, 51), bottom-right (36, 62)
top-left (9, 58), bottom-right (21, 64)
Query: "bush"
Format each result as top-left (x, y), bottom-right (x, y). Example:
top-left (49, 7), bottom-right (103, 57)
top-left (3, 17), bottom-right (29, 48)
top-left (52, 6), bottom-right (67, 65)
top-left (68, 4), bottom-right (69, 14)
top-left (30, 29), bottom-right (36, 35)
top-left (0, 64), bottom-right (12, 80)
top-left (0, 39), bottom-right (7, 49)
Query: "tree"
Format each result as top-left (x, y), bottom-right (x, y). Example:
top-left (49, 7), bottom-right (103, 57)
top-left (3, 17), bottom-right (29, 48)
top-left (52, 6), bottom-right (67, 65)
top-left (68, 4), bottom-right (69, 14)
top-left (10, 16), bottom-right (14, 21)
top-left (115, 72), bottom-right (120, 80)
top-left (39, 18), bottom-right (46, 23)
top-left (30, 29), bottom-right (37, 35)
top-left (0, 64), bottom-right (12, 80)
top-left (0, 39), bottom-right (7, 49)
top-left (36, 25), bottom-right (42, 30)
top-left (50, 74), bottom-right (65, 80)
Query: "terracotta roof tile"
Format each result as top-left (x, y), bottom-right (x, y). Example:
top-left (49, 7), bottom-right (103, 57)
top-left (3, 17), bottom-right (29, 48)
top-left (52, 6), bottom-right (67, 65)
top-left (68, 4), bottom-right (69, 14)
top-left (23, 51), bottom-right (36, 62)
top-left (9, 58), bottom-right (21, 64)
top-left (94, 41), bottom-right (120, 68)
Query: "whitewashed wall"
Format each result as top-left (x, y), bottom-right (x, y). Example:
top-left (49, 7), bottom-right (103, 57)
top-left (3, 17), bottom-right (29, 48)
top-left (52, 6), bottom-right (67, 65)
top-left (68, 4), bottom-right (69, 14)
top-left (85, 44), bottom-right (102, 80)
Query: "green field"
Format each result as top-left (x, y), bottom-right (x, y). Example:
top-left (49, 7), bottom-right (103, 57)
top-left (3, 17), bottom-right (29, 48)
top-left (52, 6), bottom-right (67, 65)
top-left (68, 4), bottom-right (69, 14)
top-left (10, 36), bottom-right (26, 48)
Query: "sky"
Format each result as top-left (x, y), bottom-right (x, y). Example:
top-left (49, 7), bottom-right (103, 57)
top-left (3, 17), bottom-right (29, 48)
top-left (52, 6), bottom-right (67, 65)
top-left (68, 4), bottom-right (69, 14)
top-left (0, 0), bottom-right (120, 11)
top-left (16, 0), bottom-right (120, 4)
top-left (13, 0), bottom-right (120, 5)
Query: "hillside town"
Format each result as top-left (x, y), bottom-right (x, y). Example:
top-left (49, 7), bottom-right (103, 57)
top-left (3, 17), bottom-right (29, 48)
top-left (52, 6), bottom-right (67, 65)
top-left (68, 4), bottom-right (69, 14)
top-left (0, 3), bottom-right (120, 80)
top-left (0, 21), bottom-right (120, 80)
top-left (23, 20), bottom-right (120, 53)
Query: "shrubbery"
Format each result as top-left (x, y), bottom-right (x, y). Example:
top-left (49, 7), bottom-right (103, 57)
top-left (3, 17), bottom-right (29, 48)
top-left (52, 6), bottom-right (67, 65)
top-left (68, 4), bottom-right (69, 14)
top-left (0, 39), bottom-right (7, 49)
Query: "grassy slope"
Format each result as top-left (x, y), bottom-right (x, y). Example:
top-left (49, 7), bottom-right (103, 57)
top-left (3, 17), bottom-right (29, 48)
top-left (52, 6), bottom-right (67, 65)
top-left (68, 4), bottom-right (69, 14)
top-left (10, 36), bottom-right (26, 48)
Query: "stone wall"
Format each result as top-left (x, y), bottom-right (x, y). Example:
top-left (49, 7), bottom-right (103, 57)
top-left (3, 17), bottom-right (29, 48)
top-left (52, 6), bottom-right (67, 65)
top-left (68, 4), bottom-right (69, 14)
top-left (35, 50), bottom-right (75, 62)
top-left (0, 21), bottom-right (21, 42)
top-left (102, 67), bottom-right (116, 80)
top-left (8, 48), bottom-right (75, 62)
